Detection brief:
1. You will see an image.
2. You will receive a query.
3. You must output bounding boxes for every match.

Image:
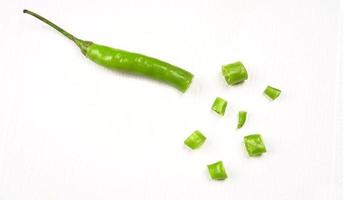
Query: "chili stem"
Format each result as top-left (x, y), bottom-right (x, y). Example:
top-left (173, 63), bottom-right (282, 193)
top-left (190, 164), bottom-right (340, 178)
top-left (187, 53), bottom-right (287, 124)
top-left (23, 9), bottom-right (78, 41)
top-left (23, 9), bottom-right (90, 53)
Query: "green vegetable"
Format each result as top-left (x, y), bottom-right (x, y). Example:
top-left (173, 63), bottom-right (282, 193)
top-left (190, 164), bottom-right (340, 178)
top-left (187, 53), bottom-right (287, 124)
top-left (264, 85), bottom-right (281, 100)
top-left (211, 97), bottom-right (227, 116)
top-left (237, 111), bottom-right (247, 129)
top-left (244, 134), bottom-right (267, 157)
top-left (207, 161), bottom-right (228, 180)
top-left (222, 61), bottom-right (248, 85)
top-left (184, 130), bottom-right (206, 149)
top-left (23, 9), bottom-right (193, 92)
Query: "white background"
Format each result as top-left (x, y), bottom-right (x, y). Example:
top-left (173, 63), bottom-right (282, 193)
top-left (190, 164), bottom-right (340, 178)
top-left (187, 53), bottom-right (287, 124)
top-left (0, 0), bottom-right (342, 199)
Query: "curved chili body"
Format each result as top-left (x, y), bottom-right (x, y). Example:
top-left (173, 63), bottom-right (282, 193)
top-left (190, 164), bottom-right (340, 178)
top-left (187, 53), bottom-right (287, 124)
top-left (85, 44), bottom-right (193, 92)
top-left (23, 9), bottom-right (194, 93)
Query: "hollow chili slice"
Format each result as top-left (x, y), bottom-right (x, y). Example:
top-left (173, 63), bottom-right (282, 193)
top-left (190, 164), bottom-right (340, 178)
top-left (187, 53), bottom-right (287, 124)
top-left (207, 161), bottom-right (228, 180)
top-left (211, 97), bottom-right (227, 116)
top-left (244, 134), bottom-right (267, 157)
top-left (222, 61), bottom-right (248, 86)
top-left (184, 130), bottom-right (206, 150)
top-left (264, 85), bottom-right (281, 100)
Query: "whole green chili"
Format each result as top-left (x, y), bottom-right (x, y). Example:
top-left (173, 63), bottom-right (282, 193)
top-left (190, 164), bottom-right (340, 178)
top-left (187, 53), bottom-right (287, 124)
top-left (23, 9), bottom-right (194, 92)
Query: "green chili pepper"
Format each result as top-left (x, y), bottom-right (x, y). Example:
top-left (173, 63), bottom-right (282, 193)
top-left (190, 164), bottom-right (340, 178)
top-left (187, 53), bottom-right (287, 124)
top-left (264, 85), bottom-right (281, 100)
top-left (237, 111), bottom-right (247, 129)
top-left (244, 134), bottom-right (267, 157)
top-left (207, 161), bottom-right (228, 180)
top-left (23, 9), bottom-right (193, 92)
top-left (222, 61), bottom-right (248, 86)
top-left (211, 97), bottom-right (227, 116)
top-left (184, 130), bottom-right (206, 150)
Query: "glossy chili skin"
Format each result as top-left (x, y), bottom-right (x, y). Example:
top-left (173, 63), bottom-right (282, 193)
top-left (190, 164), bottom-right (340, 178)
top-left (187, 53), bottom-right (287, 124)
top-left (222, 61), bottom-right (248, 86)
top-left (237, 111), bottom-right (247, 129)
top-left (211, 97), bottom-right (227, 116)
top-left (207, 161), bottom-right (228, 180)
top-left (244, 134), bottom-right (267, 157)
top-left (184, 130), bottom-right (206, 150)
top-left (264, 85), bottom-right (281, 100)
top-left (86, 44), bottom-right (193, 92)
top-left (23, 9), bottom-right (193, 93)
